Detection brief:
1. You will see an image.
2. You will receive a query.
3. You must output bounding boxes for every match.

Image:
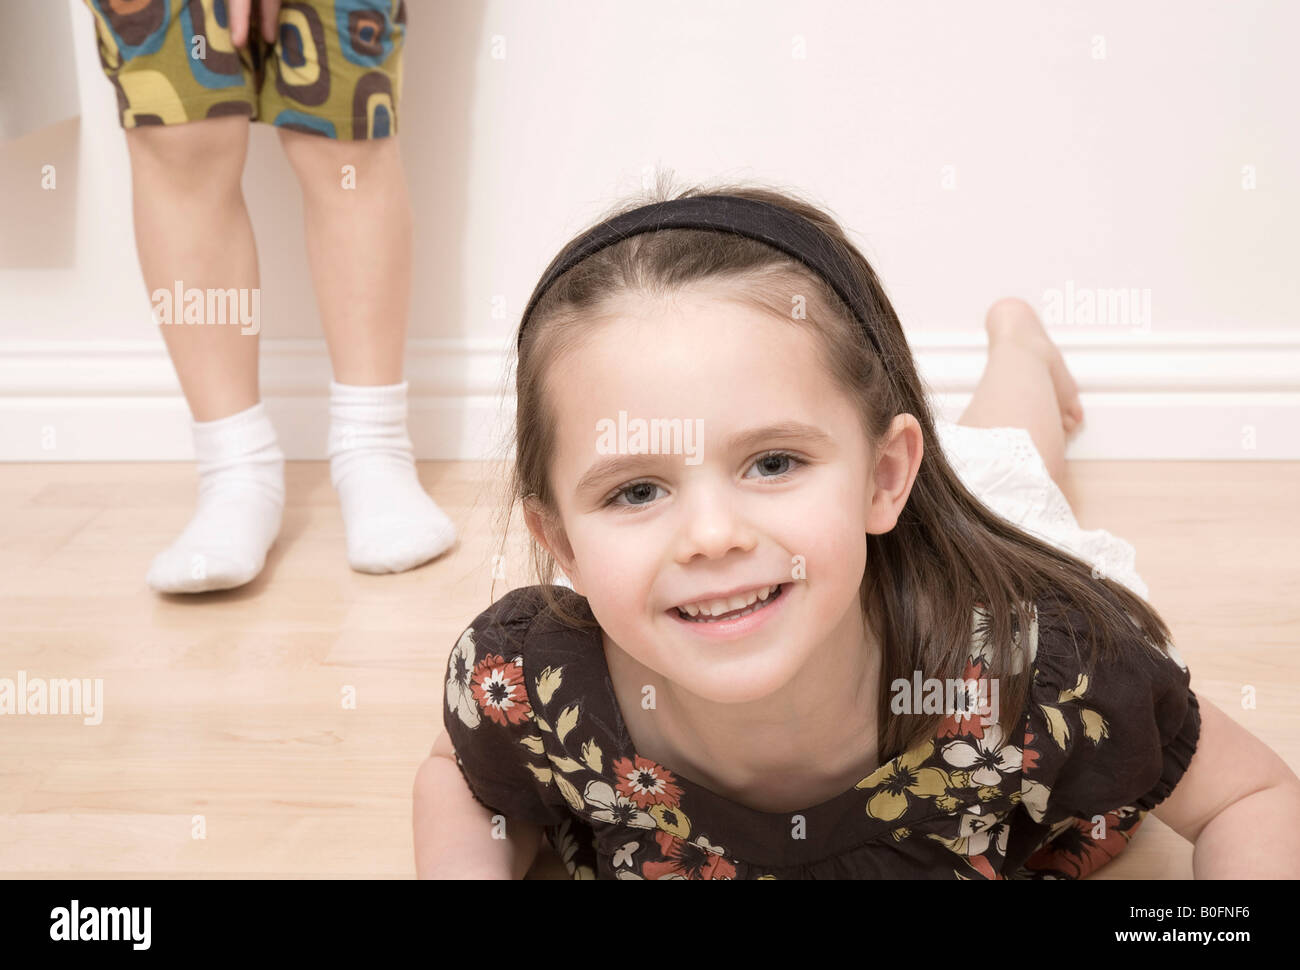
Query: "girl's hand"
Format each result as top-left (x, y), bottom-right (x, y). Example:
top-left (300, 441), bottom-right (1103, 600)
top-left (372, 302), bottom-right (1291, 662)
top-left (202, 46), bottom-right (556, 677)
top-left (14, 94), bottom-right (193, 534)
top-left (1152, 695), bottom-right (1300, 877)
top-left (413, 732), bottom-right (543, 879)
top-left (228, 0), bottom-right (282, 49)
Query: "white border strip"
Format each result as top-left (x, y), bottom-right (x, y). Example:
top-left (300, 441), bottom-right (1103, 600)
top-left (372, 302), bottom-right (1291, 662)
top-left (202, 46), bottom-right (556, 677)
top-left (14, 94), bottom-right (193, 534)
top-left (2, 333), bottom-right (1297, 460)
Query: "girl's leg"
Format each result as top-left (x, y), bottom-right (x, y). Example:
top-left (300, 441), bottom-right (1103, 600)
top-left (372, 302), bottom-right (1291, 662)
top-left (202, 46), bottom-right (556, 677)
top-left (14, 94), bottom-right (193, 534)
top-left (276, 130), bottom-right (456, 574)
top-left (275, 128), bottom-right (410, 385)
top-left (956, 298), bottom-right (1084, 487)
top-left (126, 115), bottom-right (261, 419)
top-left (125, 115), bottom-right (285, 593)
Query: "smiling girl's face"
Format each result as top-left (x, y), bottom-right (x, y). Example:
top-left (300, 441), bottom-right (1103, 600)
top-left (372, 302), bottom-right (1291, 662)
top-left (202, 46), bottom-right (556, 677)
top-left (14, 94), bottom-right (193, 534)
top-left (526, 286), bottom-right (914, 705)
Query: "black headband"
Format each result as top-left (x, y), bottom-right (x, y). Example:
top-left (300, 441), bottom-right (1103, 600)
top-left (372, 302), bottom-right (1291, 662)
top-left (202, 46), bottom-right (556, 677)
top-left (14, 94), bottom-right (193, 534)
top-left (516, 194), bottom-right (885, 358)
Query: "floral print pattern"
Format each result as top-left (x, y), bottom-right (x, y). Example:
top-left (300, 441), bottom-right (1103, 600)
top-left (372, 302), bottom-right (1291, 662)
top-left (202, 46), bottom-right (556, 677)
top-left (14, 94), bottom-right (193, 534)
top-left (613, 755), bottom-right (685, 810)
top-left (469, 654), bottom-right (531, 727)
top-left (441, 586), bottom-right (1200, 880)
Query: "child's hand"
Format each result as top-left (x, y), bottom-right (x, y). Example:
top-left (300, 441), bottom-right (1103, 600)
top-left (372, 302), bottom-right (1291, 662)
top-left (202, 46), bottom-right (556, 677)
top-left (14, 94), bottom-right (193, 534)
top-left (228, 0), bottom-right (281, 49)
top-left (413, 732), bottom-right (544, 879)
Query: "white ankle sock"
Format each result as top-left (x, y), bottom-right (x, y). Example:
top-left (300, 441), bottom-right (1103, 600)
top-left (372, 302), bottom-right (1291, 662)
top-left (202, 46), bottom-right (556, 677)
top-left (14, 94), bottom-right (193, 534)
top-left (146, 400), bottom-right (285, 593)
top-left (327, 379), bottom-right (457, 573)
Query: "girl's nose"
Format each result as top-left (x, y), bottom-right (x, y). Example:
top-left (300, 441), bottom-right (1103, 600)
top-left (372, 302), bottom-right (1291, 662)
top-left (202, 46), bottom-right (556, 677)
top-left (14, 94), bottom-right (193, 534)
top-left (673, 488), bottom-right (758, 562)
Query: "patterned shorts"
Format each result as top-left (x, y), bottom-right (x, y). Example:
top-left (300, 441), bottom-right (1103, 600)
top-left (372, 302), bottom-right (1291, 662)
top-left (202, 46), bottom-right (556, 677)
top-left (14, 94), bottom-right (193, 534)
top-left (83, 0), bottom-right (407, 140)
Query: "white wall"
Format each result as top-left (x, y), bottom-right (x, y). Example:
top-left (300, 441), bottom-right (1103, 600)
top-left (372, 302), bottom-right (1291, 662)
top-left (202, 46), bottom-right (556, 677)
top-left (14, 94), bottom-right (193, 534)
top-left (1, 0), bottom-right (1296, 460)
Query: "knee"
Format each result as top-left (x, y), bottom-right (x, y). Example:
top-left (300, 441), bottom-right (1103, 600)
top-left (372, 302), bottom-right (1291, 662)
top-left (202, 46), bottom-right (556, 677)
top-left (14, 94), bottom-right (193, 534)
top-left (984, 297), bottom-right (1041, 343)
top-left (125, 116), bottom-right (248, 194)
top-left (278, 129), bottom-right (402, 198)
top-left (277, 128), bottom-right (347, 180)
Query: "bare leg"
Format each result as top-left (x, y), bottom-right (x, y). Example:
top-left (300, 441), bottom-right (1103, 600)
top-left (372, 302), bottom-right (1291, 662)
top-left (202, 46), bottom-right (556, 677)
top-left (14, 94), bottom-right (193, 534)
top-left (125, 116), bottom-right (284, 592)
top-left (276, 129), bottom-right (411, 385)
top-left (957, 297), bottom-right (1084, 487)
top-left (274, 129), bottom-right (456, 573)
top-left (126, 115), bottom-right (261, 420)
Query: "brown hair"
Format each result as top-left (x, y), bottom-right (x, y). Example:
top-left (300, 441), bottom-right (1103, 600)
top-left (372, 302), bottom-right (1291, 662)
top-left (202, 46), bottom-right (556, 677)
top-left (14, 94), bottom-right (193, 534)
top-left (493, 173), bottom-right (1175, 763)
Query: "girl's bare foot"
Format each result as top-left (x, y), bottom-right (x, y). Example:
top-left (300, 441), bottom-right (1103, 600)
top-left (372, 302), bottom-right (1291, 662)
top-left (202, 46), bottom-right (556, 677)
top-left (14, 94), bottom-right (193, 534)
top-left (984, 297), bottom-right (1084, 436)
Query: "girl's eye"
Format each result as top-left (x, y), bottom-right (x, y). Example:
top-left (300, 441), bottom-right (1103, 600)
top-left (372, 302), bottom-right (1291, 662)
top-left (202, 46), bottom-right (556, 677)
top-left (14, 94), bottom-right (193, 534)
top-left (745, 451), bottom-right (802, 480)
top-left (603, 451), bottom-right (806, 509)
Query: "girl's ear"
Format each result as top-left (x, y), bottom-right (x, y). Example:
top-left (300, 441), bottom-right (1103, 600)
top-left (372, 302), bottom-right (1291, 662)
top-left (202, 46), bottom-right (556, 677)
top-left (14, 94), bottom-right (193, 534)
top-left (523, 495), bottom-right (584, 594)
top-left (864, 413), bottom-right (924, 535)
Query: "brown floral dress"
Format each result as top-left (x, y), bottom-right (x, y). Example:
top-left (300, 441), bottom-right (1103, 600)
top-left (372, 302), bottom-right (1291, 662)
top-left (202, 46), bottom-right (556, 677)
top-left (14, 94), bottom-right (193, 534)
top-left (441, 585), bottom-right (1200, 879)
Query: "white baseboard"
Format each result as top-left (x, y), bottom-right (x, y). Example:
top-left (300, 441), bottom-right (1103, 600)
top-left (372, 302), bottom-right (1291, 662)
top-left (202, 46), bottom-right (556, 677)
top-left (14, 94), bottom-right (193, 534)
top-left (2, 332), bottom-right (1297, 460)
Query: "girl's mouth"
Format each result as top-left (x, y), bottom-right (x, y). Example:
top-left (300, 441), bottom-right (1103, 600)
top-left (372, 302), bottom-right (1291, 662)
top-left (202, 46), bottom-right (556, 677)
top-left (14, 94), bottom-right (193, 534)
top-left (671, 582), bottom-right (787, 624)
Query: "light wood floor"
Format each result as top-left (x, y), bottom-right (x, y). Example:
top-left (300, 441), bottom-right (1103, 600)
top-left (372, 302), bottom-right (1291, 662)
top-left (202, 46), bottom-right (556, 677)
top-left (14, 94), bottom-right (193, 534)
top-left (1, 460), bottom-right (1296, 879)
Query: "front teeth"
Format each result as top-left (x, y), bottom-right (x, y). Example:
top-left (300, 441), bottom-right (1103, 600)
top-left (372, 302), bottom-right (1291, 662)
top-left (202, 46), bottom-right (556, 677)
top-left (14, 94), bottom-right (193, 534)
top-left (679, 585), bottom-right (773, 617)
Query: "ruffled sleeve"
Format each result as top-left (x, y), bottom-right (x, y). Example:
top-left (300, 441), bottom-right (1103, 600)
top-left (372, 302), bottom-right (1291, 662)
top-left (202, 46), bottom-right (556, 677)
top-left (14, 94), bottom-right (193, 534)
top-left (1019, 594), bottom-right (1201, 828)
top-left (442, 586), bottom-right (573, 828)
